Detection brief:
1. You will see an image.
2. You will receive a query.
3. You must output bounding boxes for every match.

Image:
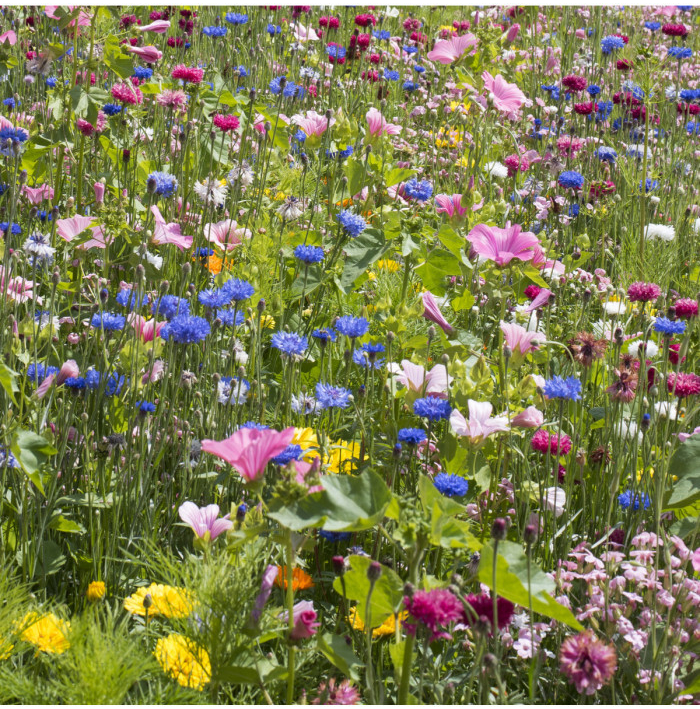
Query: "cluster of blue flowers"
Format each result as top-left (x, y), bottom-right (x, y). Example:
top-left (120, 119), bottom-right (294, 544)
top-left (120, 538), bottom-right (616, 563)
top-left (600, 35), bottom-right (625, 53)
top-left (271, 331), bottom-right (308, 357)
top-left (335, 316), bottom-right (369, 339)
top-left (91, 312), bottom-right (126, 331)
top-left (543, 376), bottom-right (582, 401)
top-left (558, 171), bottom-right (585, 190)
top-left (203, 25), bottom-right (228, 37)
top-left (152, 295), bottom-right (190, 320)
top-left (225, 12), bottom-right (248, 25)
top-left (337, 210), bottom-right (367, 238)
top-left (654, 317), bottom-right (686, 336)
top-left (413, 397), bottom-right (452, 421)
top-left (160, 315), bottom-right (211, 343)
top-left (618, 490), bottom-right (651, 511)
top-left (434, 473), bottom-right (469, 498)
top-left (116, 288), bottom-right (150, 310)
top-left (398, 428), bottom-right (427, 445)
top-left (294, 244), bottom-right (325, 264)
top-left (404, 178), bottom-right (433, 201)
top-left (147, 171), bottom-right (178, 198)
top-left (315, 383), bottom-right (352, 409)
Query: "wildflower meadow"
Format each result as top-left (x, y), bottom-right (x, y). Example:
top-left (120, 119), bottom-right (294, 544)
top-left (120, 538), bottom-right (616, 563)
top-left (1, 3), bottom-right (700, 704)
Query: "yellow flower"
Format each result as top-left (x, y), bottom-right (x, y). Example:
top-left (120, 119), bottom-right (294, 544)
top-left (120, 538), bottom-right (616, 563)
top-left (155, 633), bottom-right (211, 691)
top-left (124, 583), bottom-right (193, 619)
top-left (368, 271), bottom-right (377, 282)
top-left (0, 640), bottom-right (14, 661)
top-left (86, 581), bottom-right (106, 603)
top-left (274, 191), bottom-right (286, 201)
top-left (19, 612), bottom-right (70, 654)
top-left (348, 608), bottom-right (407, 638)
top-left (260, 314), bottom-right (276, 330)
top-left (325, 440), bottom-right (362, 474)
top-left (292, 428), bottom-right (320, 462)
top-left (377, 259), bottom-right (400, 273)
top-left (636, 467), bottom-right (655, 483)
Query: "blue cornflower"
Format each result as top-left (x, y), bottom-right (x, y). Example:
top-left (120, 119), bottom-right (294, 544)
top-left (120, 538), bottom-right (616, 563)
top-left (595, 101), bottom-right (614, 121)
top-left (3, 97), bottom-right (16, 110)
top-left (241, 421), bottom-right (269, 430)
top-left (558, 171), bottom-right (585, 190)
top-left (601, 35), bottom-right (625, 53)
top-left (586, 84), bottom-right (601, 96)
top-left (147, 171), bottom-right (178, 198)
top-left (312, 328), bottom-right (337, 343)
top-left (319, 530), bottom-right (352, 542)
top-left (105, 373), bottom-right (126, 396)
top-left (0, 446), bottom-right (19, 469)
top-left (654, 317), bottom-right (686, 335)
top-left (91, 312), bottom-right (126, 331)
top-left (46, 77), bottom-right (58, 88)
top-left (203, 25), bottom-right (228, 37)
top-left (404, 177), bottom-right (433, 201)
top-left (686, 121), bottom-right (700, 136)
top-left (271, 444), bottom-right (303, 466)
top-left (414, 65), bottom-right (426, 74)
top-left (679, 88), bottom-right (699, 101)
top-left (595, 146), bottom-right (617, 163)
top-left (85, 369), bottom-right (101, 389)
top-left (402, 80), bottom-right (419, 92)
top-left (335, 316), bottom-right (369, 339)
top-left (102, 103), bottom-right (122, 117)
top-left (225, 12), bottom-right (248, 25)
top-left (216, 308), bottom-right (245, 327)
top-left (152, 295), bottom-right (189, 321)
top-left (198, 287), bottom-right (231, 309)
top-left (0, 126), bottom-right (29, 156)
top-left (133, 66), bottom-right (153, 81)
top-left (135, 400), bottom-right (156, 413)
top-left (326, 44), bottom-right (346, 60)
top-left (233, 65), bottom-right (248, 77)
top-left (293, 129), bottom-right (306, 144)
top-left (568, 203), bottom-right (580, 218)
top-left (222, 278), bottom-right (255, 303)
top-left (434, 473), bottom-right (469, 498)
top-left (640, 178), bottom-right (659, 193)
top-left (402, 45), bottom-right (418, 54)
top-left (64, 376), bottom-right (86, 390)
top-left (337, 210), bottom-right (367, 238)
top-left (116, 288), bottom-right (149, 310)
top-left (352, 349), bottom-right (384, 369)
top-left (0, 222), bottom-right (21, 235)
top-left (618, 490), bottom-right (651, 510)
top-left (645, 21), bottom-right (661, 31)
top-left (543, 375), bottom-right (582, 401)
top-left (413, 397), bottom-right (452, 421)
top-left (373, 29), bottom-right (391, 40)
top-left (326, 145), bottom-right (354, 159)
top-left (267, 23), bottom-right (282, 35)
top-left (271, 331), bottom-right (308, 357)
top-left (668, 46), bottom-right (692, 59)
top-left (27, 363), bottom-right (58, 383)
top-left (294, 244), bottom-right (325, 264)
top-left (316, 382), bottom-right (352, 409)
top-left (161, 315), bottom-right (210, 343)
top-left (383, 69), bottom-right (400, 81)
top-left (398, 428), bottom-right (427, 445)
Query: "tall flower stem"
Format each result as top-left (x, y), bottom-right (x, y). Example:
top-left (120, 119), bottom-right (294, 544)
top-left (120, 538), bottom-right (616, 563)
top-left (285, 529), bottom-right (296, 705)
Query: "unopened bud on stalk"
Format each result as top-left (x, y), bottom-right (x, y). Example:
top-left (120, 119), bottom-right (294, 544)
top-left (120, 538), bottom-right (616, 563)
top-left (367, 561), bottom-right (382, 583)
top-left (18, 169), bottom-right (27, 184)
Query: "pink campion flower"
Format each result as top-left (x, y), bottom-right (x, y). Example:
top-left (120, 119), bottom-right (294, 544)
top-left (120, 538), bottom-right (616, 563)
top-left (434, 193), bottom-right (467, 221)
top-left (56, 360), bottom-right (80, 385)
top-left (280, 600), bottom-right (320, 640)
top-left (137, 19), bottom-right (171, 33)
top-left (128, 313), bottom-right (166, 342)
top-left (559, 631), bottom-right (617, 695)
top-left (466, 222), bottom-right (539, 267)
top-left (482, 71), bottom-right (527, 114)
top-left (511, 406), bottom-right (544, 428)
top-left (291, 110), bottom-right (334, 139)
top-left (126, 45), bottom-right (163, 63)
top-left (450, 400), bottom-right (509, 445)
top-left (178, 501), bottom-right (233, 541)
top-left (0, 30), bottom-right (17, 46)
top-left (201, 426), bottom-right (296, 484)
top-left (151, 205), bottom-right (193, 251)
top-left (203, 219), bottom-right (250, 251)
top-left (422, 291), bottom-right (453, 333)
top-left (388, 360), bottom-right (452, 398)
top-left (21, 184), bottom-right (54, 205)
top-left (56, 215), bottom-right (95, 242)
top-left (142, 360), bottom-right (164, 384)
top-left (500, 320), bottom-right (546, 360)
top-left (426, 32), bottom-right (477, 64)
top-left (366, 107), bottom-right (402, 138)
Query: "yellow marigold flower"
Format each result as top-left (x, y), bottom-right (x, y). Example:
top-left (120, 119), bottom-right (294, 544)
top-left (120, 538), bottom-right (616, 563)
top-left (325, 440), bottom-right (362, 474)
top-left (155, 633), bottom-right (211, 692)
top-left (377, 259), bottom-right (400, 273)
top-left (20, 612), bottom-right (70, 654)
top-left (86, 581), bottom-right (106, 603)
top-left (292, 428), bottom-right (320, 462)
top-left (274, 566), bottom-right (315, 591)
top-left (124, 583), bottom-right (193, 619)
top-left (260, 314), bottom-right (276, 330)
top-left (348, 608), bottom-right (407, 638)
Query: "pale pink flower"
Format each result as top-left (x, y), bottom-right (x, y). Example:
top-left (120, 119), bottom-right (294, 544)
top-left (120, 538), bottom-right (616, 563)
top-left (201, 426), bottom-right (296, 484)
top-left (511, 406), bottom-right (544, 428)
top-left (0, 30), bottom-right (16, 46)
top-left (543, 487), bottom-right (566, 517)
top-left (155, 89), bottom-right (188, 109)
top-left (56, 360), bottom-right (80, 385)
top-left (500, 320), bottom-right (546, 357)
top-left (427, 33), bottom-right (478, 64)
top-left (151, 205), bottom-right (193, 251)
top-left (692, 548), bottom-right (700, 573)
top-left (388, 360), bottom-right (452, 397)
top-left (126, 45), bottom-right (163, 63)
top-left (21, 184), bottom-right (54, 205)
top-left (434, 193), bottom-right (467, 220)
top-left (482, 71), bottom-right (527, 114)
top-left (178, 501), bottom-right (233, 541)
top-left (366, 107), bottom-right (401, 137)
top-left (93, 182), bottom-right (105, 205)
top-left (35, 374), bottom-right (55, 400)
top-left (0, 266), bottom-right (39, 304)
top-left (137, 19), bottom-right (171, 33)
top-left (44, 5), bottom-right (90, 28)
top-left (142, 360), bottom-right (164, 384)
top-left (128, 313), bottom-right (166, 343)
top-left (450, 400), bottom-right (509, 444)
top-left (291, 110), bottom-right (334, 138)
top-left (203, 219), bottom-right (250, 252)
top-left (292, 23), bottom-right (319, 42)
top-left (56, 215), bottom-right (95, 242)
top-left (422, 291), bottom-right (453, 333)
top-left (467, 222), bottom-right (539, 266)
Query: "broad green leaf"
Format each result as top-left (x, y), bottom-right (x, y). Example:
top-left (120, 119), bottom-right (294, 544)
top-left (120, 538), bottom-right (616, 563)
top-left (415, 249), bottom-right (461, 296)
top-left (385, 167), bottom-right (415, 188)
top-left (332, 555), bottom-right (403, 625)
top-left (0, 360), bottom-right (19, 405)
top-left (451, 290), bottom-right (475, 312)
top-left (340, 228), bottom-right (389, 293)
top-left (268, 470), bottom-right (392, 532)
top-left (522, 265), bottom-right (549, 290)
top-left (11, 429), bottom-right (57, 494)
top-left (419, 476), bottom-right (480, 550)
top-left (343, 156), bottom-right (365, 197)
top-left (665, 437), bottom-right (700, 510)
top-left (49, 515), bottom-right (85, 534)
top-left (437, 224), bottom-right (465, 258)
top-left (103, 36), bottom-right (135, 79)
top-left (317, 633), bottom-right (363, 681)
top-left (478, 540), bottom-right (582, 630)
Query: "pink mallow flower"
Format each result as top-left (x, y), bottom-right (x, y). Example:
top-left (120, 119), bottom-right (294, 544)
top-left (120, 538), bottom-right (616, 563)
top-left (151, 205), bottom-right (193, 251)
top-left (500, 320), bottom-right (546, 362)
top-left (467, 222), bottom-right (539, 267)
top-left (126, 45), bottom-right (163, 63)
top-left (422, 291), bottom-right (453, 333)
top-left (56, 360), bottom-right (80, 385)
top-left (450, 400), bottom-right (509, 445)
top-left (511, 406), bottom-right (544, 428)
top-left (203, 219), bottom-right (250, 251)
top-left (201, 426), bottom-right (295, 484)
top-left (388, 360), bottom-right (452, 397)
top-left (178, 501), bottom-right (233, 541)
top-left (366, 107), bottom-right (401, 138)
top-left (280, 600), bottom-right (320, 640)
top-left (21, 184), bottom-right (54, 205)
top-left (291, 110), bottom-right (334, 144)
top-left (482, 71), bottom-right (527, 114)
top-left (128, 313), bottom-right (166, 342)
top-left (137, 19), bottom-right (171, 33)
top-left (434, 193), bottom-right (468, 221)
top-left (426, 33), bottom-right (477, 64)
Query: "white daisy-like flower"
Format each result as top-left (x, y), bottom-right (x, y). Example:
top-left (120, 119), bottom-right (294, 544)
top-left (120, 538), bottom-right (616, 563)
top-left (276, 196), bottom-right (305, 221)
top-left (644, 223), bottom-right (675, 241)
top-left (233, 339), bottom-right (249, 365)
top-left (144, 249), bottom-right (163, 270)
top-left (615, 418), bottom-right (642, 444)
top-left (194, 177), bottom-right (228, 205)
top-left (483, 161), bottom-right (509, 179)
top-left (228, 160), bottom-right (254, 187)
top-left (603, 299), bottom-right (627, 316)
top-left (627, 340), bottom-right (659, 359)
top-left (655, 401), bottom-right (679, 420)
top-left (217, 377), bottom-right (249, 405)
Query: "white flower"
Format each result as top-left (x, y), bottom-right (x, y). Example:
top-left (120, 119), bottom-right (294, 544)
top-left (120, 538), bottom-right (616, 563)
top-left (603, 300), bottom-right (627, 316)
top-left (23, 231), bottom-right (55, 264)
top-left (217, 377), bottom-right (249, 405)
top-left (627, 340), bottom-right (659, 359)
top-left (291, 393), bottom-right (320, 415)
top-left (693, 217), bottom-right (700, 235)
top-left (483, 161), bottom-right (509, 179)
top-left (228, 161), bottom-right (254, 187)
top-left (144, 250), bottom-right (163, 270)
top-left (615, 419), bottom-right (642, 444)
top-left (543, 487), bottom-right (566, 518)
top-left (644, 223), bottom-right (675, 241)
top-left (627, 144), bottom-right (653, 160)
top-left (276, 196), bottom-right (305, 221)
top-left (194, 177), bottom-right (228, 205)
top-left (655, 401), bottom-right (679, 420)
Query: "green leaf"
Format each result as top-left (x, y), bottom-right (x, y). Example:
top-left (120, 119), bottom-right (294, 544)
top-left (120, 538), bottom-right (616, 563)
top-left (103, 36), bottom-right (135, 79)
top-left (0, 360), bottom-right (19, 405)
top-left (317, 633), bottom-right (363, 681)
top-left (385, 167), bottom-right (415, 188)
top-left (665, 437), bottom-right (700, 510)
top-left (340, 228), bottom-right (389, 293)
top-left (437, 224), bottom-right (465, 258)
top-left (451, 290), bottom-right (475, 312)
top-left (332, 555), bottom-right (403, 625)
top-left (478, 540), bottom-right (582, 630)
top-left (268, 470), bottom-right (392, 532)
top-left (343, 157), bottom-right (365, 198)
top-left (522, 265), bottom-right (549, 290)
top-left (415, 249), bottom-right (461, 296)
top-left (10, 430), bottom-right (57, 494)
top-left (49, 515), bottom-right (85, 534)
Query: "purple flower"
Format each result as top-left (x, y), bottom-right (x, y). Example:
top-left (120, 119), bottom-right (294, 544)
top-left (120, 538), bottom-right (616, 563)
top-left (251, 564), bottom-right (278, 624)
top-left (280, 600), bottom-right (320, 640)
top-left (178, 501), bottom-right (233, 541)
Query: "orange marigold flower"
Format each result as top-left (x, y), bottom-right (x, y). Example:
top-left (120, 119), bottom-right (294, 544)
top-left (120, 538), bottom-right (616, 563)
top-left (274, 566), bottom-right (315, 591)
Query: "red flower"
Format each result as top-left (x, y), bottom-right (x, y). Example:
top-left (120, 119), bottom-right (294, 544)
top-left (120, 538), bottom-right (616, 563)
top-left (674, 298), bottom-right (698, 319)
top-left (212, 114), bottom-right (240, 133)
top-left (462, 593), bottom-right (515, 633)
top-left (562, 74), bottom-right (587, 92)
top-left (662, 23), bottom-right (688, 37)
top-left (573, 101), bottom-right (596, 115)
top-left (616, 59), bottom-right (633, 71)
top-left (667, 372), bottom-right (700, 398)
top-left (354, 13), bottom-right (377, 27)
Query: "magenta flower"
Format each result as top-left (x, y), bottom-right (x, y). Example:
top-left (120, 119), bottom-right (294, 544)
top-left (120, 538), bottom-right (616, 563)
top-left (559, 630), bottom-right (617, 695)
top-left (128, 314), bottom-right (166, 343)
top-left (178, 501), bottom-right (233, 541)
top-left (462, 593), bottom-right (515, 633)
top-left (137, 19), bottom-right (171, 33)
top-left (522, 288), bottom-right (553, 313)
top-left (291, 110), bottom-right (334, 139)
top-left (280, 600), bottom-right (320, 640)
top-left (251, 565), bottom-right (279, 624)
top-left (482, 71), bottom-right (526, 114)
top-left (450, 400), bottom-right (509, 445)
top-left (467, 222), bottom-right (539, 267)
top-left (434, 193), bottom-right (468, 221)
top-left (403, 588), bottom-right (463, 641)
top-left (426, 33), bottom-right (477, 64)
top-left (21, 184), bottom-right (54, 205)
top-left (366, 107), bottom-right (401, 138)
top-left (311, 678), bottom-right (361, 705)
top-left (201, 426), bottom-right (295, 484)
top-left (692, 548), bottom-right (700, 573)
top-left (422, 291), bottom-right (453, 333)
top-left (151, 205), bottom-right (193, 251)
top-left (126, 45), bottom-right (163, 63)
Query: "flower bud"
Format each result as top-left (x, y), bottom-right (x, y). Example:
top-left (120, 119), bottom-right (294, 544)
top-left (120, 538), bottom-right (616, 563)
top-left (491, 517), bottom-right (507, 541)
top-left (367, 561), bottom-right (382, 583)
